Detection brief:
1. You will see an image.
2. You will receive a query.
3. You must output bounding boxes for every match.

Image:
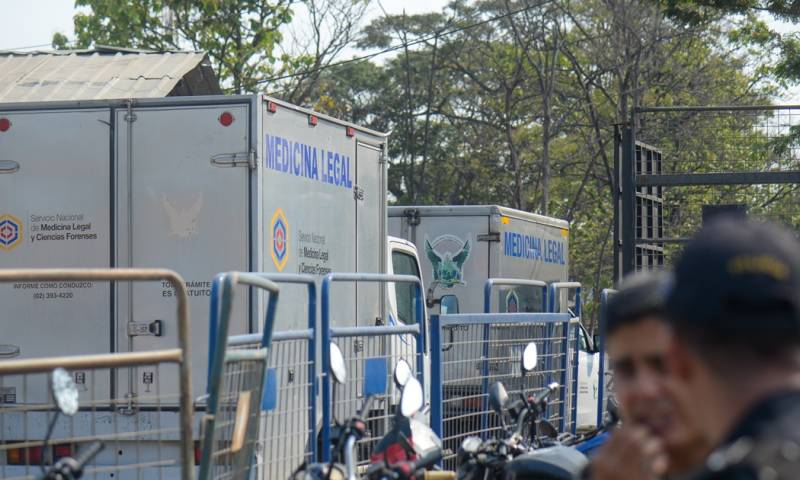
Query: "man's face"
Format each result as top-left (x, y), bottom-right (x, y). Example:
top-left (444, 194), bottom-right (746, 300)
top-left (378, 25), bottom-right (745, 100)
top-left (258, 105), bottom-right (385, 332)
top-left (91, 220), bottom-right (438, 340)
top-left (607, 317), bottom-right (701, 455)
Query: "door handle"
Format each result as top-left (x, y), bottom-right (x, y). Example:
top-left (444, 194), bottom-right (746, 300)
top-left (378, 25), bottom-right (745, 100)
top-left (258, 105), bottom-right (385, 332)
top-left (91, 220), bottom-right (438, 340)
top-left (0, 160), bottom-right (19, 174)
top-left (210, 151), bottom-right (256, 169)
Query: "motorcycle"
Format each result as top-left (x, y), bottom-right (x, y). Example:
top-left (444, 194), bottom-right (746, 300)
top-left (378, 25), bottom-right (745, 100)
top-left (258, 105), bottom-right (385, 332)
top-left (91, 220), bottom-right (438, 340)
top-left (293, 345), bottom-right (448, 480)
top-left (39, 368), bottom-right (104, 480)
top-left (456, 342), bottom-right (588, 480)
top-left (365, 359), bottom-right (453, 480)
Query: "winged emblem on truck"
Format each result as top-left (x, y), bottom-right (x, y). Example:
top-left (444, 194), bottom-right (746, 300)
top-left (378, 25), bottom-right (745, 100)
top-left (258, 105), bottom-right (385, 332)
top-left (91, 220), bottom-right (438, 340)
top-left (162, 194), bottom-right (204, 238)
top-left (425, 235), bottom-right (471, 288)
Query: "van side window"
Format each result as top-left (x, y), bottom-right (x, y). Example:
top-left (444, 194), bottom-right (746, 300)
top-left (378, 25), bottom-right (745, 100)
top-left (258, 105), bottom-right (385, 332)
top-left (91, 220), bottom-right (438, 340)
top-left (392, 250), bottom-right (420, 325)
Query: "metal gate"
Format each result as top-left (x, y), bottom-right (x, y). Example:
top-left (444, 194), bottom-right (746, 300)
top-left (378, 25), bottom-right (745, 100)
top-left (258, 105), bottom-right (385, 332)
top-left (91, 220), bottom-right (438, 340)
top-left (201, 272), bottom-right (280, 480)
top-left (617, 105), bottom-right (800, 277)
top-left (596, 288), bottom-right (616, 427)
top-left (429, 311), bottom-right (574, 470)
top-left (320, 273), bottom-right (425, 466)
top-left (224, 274), bottom-right (317, 480)
top-left (0, 269), bottom-right (194, 480)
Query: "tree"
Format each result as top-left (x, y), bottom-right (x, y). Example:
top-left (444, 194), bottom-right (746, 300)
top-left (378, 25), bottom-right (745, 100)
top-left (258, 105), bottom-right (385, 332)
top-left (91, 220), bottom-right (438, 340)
top-left (660, 0), bottom-right (800, 82)
top-left (54, 0), bottom-right (370, 97)
top-left (56, 0), bottom-right (294, 94)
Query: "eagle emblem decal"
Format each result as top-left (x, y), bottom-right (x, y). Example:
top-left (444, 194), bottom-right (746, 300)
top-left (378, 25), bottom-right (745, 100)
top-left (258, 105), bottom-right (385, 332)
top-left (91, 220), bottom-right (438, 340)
top-left (425, 234), bottom-right (471, 288)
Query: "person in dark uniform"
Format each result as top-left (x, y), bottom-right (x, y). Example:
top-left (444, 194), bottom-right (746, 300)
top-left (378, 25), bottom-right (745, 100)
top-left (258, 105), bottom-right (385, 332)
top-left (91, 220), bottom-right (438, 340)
top-left (588, 272), bottom-right (710, 480)
top-left (664, 216), bottom-right (800, 479)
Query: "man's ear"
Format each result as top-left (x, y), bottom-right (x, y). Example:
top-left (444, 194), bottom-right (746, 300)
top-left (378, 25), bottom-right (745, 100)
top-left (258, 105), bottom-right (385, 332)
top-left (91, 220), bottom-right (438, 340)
top-left (666, 334), bottom-right (693, 382)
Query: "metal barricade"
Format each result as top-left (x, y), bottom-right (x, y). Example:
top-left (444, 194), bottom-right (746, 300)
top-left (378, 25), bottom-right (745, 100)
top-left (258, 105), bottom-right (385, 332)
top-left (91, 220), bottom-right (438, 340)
top-left (201, 272), bottom-right (280, 480)
top-left (430, 312), bottom-right (573, 470)
top-left (224, 274), bottom-right (317, 480)
top-left (547, 282), bottom-right (581, 434)
top-left (483, 278), bottom-right (548, 313)
top-left (0, 268), bottom-right (194, 480)
top-left (320, 273), bottom-right (425, 466)
top-left (597, 288), bottom-right (617, 427)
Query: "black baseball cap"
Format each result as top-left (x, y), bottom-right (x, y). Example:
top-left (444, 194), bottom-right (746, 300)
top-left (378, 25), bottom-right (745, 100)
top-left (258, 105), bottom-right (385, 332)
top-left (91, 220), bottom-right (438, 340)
top-left (604, 271), bottom-right (671, 335)
top-left (665, 216), bottom-right (800, 347)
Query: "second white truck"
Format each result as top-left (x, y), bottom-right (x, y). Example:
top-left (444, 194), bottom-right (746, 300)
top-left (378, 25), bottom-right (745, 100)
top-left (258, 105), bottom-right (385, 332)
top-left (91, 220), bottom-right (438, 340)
top-left (389, 205), bottom-right (600, 429)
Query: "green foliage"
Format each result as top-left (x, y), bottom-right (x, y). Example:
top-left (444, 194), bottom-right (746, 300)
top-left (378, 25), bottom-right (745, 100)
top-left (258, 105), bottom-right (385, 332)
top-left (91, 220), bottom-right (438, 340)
top-left (58, 0), bottom-right (293, 93)
top-left (305, 0), bottom-right (779, 327)
top-left (54, 0), bottom-right (786, 327)
top-left (662, 0), bottom-right (800, 81)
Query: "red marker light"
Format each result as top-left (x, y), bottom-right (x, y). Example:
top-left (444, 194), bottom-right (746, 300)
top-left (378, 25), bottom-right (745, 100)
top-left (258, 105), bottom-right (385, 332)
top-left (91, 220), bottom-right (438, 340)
top-left (267, 101), bottom-right (278, 113)
top-left (53, 444), bottom-right (73, 460)
top-left (0, 118), bottom-right (10, 132)
top-left (308, 115), bottom-right (318, 126)
top-left (346, 127), bottom-right (355, 137)
top-left (219, 112), bottom-right (234, 127)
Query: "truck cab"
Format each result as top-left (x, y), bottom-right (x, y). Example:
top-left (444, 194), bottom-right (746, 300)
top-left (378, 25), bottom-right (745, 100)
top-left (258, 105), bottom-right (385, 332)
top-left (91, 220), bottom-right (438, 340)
top-left (387, 236), bottom-right (425, 327)
top-left (386, 236), bottom-right (430, 406)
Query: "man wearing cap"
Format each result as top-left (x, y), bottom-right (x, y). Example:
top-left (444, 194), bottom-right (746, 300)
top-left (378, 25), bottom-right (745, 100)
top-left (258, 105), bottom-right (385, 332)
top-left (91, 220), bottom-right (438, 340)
top-left (588, 272), bottom-right (710, 480)
top-left (664, 217), bottom-right (800, 478)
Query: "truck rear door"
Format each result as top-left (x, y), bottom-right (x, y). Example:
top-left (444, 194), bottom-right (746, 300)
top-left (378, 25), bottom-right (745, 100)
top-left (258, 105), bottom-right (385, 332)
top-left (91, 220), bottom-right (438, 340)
top-left (355, 142), bottom-right (384, 325)
top-left (0, 107), bottom-right (112, 403)
top-left (115, 103), bottom-right (251, 401)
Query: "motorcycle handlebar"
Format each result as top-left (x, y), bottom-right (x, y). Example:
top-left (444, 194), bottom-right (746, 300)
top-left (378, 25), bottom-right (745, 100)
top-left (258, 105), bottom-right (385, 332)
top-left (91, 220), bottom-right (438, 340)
top-left (531, 382), bottom-right (559, 408)
top-left (411, 449), bottom-right (443, 472)
top-left (359, 395), bottom-right (375, 418)
top-left (75, 442), bottom-right (104, 468)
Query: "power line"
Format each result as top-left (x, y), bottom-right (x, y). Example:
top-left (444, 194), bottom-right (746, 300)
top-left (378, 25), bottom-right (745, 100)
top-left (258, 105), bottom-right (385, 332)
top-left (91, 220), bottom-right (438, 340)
top-left (0, 42), bottom-right (54, 51)
top-left (257, 0), bottom-right (554, 85)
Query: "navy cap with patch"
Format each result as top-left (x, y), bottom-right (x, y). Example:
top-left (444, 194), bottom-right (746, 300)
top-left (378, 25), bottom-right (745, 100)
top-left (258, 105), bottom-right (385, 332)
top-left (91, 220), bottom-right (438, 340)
top-left (605, 271), bottom-right (671, 334)
top-left (665, 216), bottom-right (800, 346)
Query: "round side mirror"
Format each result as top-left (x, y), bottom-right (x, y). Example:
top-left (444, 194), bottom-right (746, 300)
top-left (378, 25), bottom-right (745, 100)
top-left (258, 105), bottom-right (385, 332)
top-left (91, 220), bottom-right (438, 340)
top-left (488, 381), bottom-right (508, 416)
top-left (51, 368), bottom-right (79, 416)
top-left (393, 359), bottom-right (413, 388)
top-left (460, 436), bottom-right (482, 454)
top-left (329, 343), bottom-right (347, 384)
top-left (536, 419), bottom-right (559, 439)
top-left (521, 342), bottom-right (538, 373)
top-left (400, 377), bottom-right (424, 417)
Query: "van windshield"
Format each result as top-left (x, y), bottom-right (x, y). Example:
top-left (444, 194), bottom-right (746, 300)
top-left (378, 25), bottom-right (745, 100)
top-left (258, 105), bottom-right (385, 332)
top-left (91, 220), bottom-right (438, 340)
top-left (392, 250), bottom-right (420, 324)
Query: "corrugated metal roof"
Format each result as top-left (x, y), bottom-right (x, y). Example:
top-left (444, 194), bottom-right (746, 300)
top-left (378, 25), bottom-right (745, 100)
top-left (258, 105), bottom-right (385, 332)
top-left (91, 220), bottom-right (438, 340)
top-left (0, 47), bottom-right (220, 102)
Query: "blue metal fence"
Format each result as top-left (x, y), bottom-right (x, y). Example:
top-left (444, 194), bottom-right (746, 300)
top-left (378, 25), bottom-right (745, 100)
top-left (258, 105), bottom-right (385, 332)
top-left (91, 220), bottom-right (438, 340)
top-left (320, 273), bottom-right (425, 465)
top-left (547, 282), bottom-right (581, 434)
top-left (224, 274), bottom-right (317, 480)
top-left (597, 288), bottom-right (617, 427)
top-left (201, 272), bottom-right (281, 480)
top-left (430, 312), bottom-right (574, 470)
top-left (483, 278), bottom-right (549, 313)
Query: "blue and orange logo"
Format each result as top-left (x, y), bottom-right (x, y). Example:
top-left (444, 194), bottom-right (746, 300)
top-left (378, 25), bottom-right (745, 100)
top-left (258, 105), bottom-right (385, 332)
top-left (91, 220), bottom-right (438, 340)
top-left (270, 209), bottom-right (289, 271)
top-left (0, 214), bottom-right (22, 252)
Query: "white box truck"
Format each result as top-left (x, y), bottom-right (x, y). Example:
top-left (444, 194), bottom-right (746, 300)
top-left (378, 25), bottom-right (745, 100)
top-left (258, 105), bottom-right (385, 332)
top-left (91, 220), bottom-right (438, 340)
top-left (0, 94), bottom-right (438, 474)
top-left (389, 205), bottom-right (600, 429)
top-left (0, 94), bottom-right (393, 401)
top-left (389, 205), bottom-right (569, 313)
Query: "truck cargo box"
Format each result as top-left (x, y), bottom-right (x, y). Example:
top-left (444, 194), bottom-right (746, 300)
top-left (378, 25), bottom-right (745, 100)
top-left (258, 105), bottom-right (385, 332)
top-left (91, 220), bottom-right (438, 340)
top-left (389, 205), bottom-right (569, 314)
top-left (0, 95), bottom-right (388, 402)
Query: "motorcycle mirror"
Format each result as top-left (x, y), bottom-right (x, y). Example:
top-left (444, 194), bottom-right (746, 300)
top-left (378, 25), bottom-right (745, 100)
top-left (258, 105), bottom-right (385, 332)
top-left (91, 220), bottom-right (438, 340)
top-left (460, 436), bottom-right (482, 454)
top-left (488, 381), bottom-right (508, 416)
top-left (393, 359), bottom-right (413, 388)
top-left (400, 377), bottom-right (424, 417)
top-left (536, 419), bottom-right (559, 439)
top-left (51, 368), bottom-right (79, 416)
top-left (521, 342), bottom-right (538, 374)
top-left (329, 342), bottom-right (347, 384)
